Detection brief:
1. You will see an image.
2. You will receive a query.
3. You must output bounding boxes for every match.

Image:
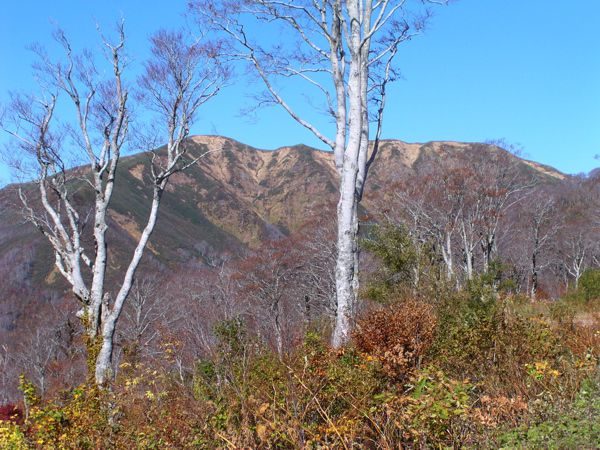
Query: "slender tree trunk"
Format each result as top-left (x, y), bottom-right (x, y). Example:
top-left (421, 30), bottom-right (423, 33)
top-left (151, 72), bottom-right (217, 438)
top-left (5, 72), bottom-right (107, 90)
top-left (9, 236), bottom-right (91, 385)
top-left (95, 320), bottom-right (117, 385)
top-left (442, 232), bottom-right (454, 281)
top-left (461, 224), bottom-right (474, 280)
top-left (351, 201), bottom-right (360, 302)
top-left (89, 197), bottom-right (109, 338)
top-left (530, 232), bottom-right (539, 300)
top-left (332, 30), bottom-right (362, 347)
top-left (574, 266), bottom-right (582, 290)
top-left (333, 184), bottom-right (358, 348)
top-left (530, 262), bottom-right (538, 300)
top-left (274, 310), bottom-right (284, 357)
top-left (465, 249), bottom-right (474, 281)
top-left (481, 232), bottom-right (495, 274)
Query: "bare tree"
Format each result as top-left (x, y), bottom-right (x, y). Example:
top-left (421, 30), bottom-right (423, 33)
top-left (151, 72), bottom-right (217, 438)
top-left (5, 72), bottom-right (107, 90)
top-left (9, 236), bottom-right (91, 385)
top-left (236, 240), bottom-right (301, 356)
top-left (1, 24), bottom-right (228, 385)
top-left (13, 327), bottom-right (61, 398)
top-left (368, 142), bottom-right (536, 289)
top-left (293, 216), bottom-right (338, 322)
top-left (382, 170), bottom-right (464, 283)
top-left (192, 0), bottom-right (446, 346)
top-left (555, 179), bottom-right (599, 290)
top-left (116, 275), bottom-right (183, 366)
top-left (524, 193), bottom-right (559, 299)
top-left (445, 147), bottom-right (530, 280)
top-left (0, 345), bottom-right (14, 404)
top-left (563, 231), bottom-right (594, 289)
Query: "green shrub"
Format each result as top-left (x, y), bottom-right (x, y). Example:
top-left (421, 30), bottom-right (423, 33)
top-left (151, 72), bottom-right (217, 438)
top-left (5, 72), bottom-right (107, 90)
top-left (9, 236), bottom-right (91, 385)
top-left (401, 368), bottom-right (475, 447)
top-left (580, 269), bottom-right (600, 302)
top-left (361, 221), bottom-right (450, 303)
top-left (430, 290), bottom-right (565, 396)
top-left (362, 222), bottom-right (418, 302)
top-left (497, 377), bottom-right (600, 449)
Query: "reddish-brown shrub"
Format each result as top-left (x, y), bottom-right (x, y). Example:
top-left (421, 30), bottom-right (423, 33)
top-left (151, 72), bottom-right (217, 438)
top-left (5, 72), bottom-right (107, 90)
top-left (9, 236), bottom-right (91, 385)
top-left (353, 299), bottom-right (437, 380)
top-left (0, 404), bottom-right (23, 424)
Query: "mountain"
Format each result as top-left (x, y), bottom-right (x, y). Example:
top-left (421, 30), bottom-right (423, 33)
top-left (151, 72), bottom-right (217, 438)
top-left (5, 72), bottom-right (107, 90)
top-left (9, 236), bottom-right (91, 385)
top-left (589, 167), bottom-right (600, 179)
top-left (0, 136), bottom-right (568, 330)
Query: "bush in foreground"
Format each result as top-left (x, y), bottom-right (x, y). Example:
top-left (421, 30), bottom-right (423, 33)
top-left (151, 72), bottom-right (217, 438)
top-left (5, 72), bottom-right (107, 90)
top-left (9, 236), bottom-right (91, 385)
top-left (4, 291), bottom-right (600, 448)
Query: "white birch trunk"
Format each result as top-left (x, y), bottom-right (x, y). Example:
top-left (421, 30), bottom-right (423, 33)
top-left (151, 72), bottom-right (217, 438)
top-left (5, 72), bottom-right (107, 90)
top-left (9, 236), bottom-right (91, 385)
top-left (196, 0), bottom-right (426, 347)
top-left (332, 3), bottom-right (362, 346)
top-left (461, 224), bottom-right (475, 281)
top-left (442, 231), bottom-right (454, 281)
top-left (332, 175), bottom-right (359, 348)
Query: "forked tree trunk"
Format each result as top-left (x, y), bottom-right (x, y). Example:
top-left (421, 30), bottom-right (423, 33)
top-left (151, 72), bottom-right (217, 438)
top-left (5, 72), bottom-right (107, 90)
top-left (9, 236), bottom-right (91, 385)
top-left (193, 0), bottom-right (434, 348)
top-left (95, 187), bottom-right (163, 385)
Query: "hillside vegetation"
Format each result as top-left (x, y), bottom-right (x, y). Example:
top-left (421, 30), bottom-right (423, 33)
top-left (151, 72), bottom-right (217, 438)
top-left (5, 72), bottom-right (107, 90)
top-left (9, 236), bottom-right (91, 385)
top-left (1, 137), bottom-right (599, 448)
top-left (2, 238), bottom-right (600, 448)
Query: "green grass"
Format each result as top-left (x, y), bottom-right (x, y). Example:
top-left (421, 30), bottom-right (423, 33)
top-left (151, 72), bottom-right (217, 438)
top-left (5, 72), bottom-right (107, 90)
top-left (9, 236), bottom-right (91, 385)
top-left (497, 378), bottom-right (600, 449)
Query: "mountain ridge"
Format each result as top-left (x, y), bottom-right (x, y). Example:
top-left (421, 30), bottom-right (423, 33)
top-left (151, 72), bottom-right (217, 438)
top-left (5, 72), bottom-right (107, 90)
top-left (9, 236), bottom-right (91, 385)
top-left (0, 135), bottom-right (569, 291)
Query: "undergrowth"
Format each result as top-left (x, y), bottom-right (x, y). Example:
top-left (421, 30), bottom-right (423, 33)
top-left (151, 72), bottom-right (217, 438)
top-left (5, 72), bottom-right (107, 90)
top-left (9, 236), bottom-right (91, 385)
top-left (2, 256), bottom-right (600, 448)
top-left (2, 289), bottom-right (599, 448)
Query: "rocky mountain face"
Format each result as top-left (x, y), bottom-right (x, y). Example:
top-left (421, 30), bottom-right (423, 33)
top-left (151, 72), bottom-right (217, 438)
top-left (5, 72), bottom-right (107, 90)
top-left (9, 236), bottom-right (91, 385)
top-left (0, 135), bottom-right (568, 330)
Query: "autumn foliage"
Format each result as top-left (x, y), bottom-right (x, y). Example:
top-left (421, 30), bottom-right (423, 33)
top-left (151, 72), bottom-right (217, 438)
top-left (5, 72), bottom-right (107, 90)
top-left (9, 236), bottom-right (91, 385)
top-left (354, 299), bottom-right (436, 380)
top-left (2, 214), bottom-right (600, 448)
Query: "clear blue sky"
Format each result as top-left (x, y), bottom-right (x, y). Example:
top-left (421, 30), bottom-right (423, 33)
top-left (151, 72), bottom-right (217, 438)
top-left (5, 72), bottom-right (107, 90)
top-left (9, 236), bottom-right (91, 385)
top-left (1, 0), bottom-right (599, 185)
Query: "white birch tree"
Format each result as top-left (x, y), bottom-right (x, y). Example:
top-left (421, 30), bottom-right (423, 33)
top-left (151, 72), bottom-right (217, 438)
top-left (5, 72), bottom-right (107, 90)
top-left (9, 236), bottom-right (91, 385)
top-left (1, 24), bottom-right (228, 385)
top-left (520, 192), bottom-right (560, 299)
top-left (191, 0), bottom-right (446, 346)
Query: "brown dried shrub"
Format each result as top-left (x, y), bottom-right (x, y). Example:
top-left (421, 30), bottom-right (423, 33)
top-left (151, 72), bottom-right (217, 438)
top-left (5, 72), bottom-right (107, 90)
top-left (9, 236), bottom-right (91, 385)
top-left (353, 299), bottom-right (437, 380)
top-left (472, 395), bottom-right (528, 428)
top-left (561, 312), bottom-right (600, 358)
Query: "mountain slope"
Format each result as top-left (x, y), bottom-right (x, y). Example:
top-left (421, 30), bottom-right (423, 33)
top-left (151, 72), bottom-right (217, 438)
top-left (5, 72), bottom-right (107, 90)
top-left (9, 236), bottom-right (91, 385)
top-left (0, 135), bottom-right (567, 298)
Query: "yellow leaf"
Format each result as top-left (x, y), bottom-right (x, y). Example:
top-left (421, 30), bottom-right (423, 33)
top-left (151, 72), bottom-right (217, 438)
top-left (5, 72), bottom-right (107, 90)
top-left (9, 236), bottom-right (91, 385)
top-left (256, 424), bottom-right (268, 441)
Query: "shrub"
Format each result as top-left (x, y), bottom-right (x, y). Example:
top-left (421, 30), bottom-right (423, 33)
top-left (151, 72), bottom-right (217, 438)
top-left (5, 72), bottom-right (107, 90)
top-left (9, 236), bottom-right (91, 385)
top-left (398, 368), bottom-right (475, 447)
top-left (497, 377), bottom-right (600, 448)
top-left (579, 269), bottom-right (600, 302)
top-left (353, 299), bottom-right (436, 380)
top-left (362, 222), bottom-right (418, 302)
top-left (4, 282), bottom-right (600, 448)
top-left (0, 404), bottom-right (22, 424)
top-left (431, 291), bottom-right (566, 397)
top-left (0, 421), bottom-right (28, 450)
top-left (361, 221), bottom-right (451, 303)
